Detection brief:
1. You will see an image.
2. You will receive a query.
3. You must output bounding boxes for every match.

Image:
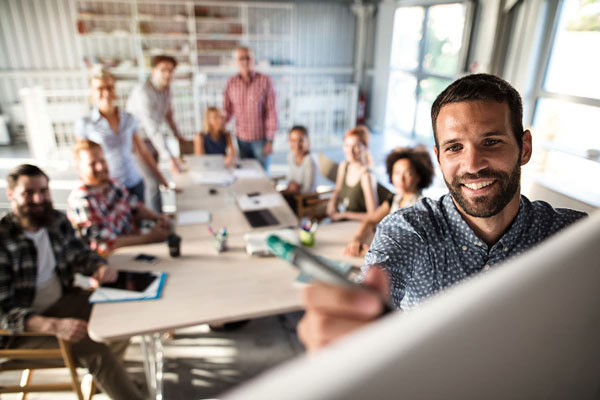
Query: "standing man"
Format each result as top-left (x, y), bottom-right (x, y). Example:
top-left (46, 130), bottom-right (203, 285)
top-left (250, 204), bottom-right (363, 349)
top-left (127, 54), bottom-right (184, 213)
top-left (0, 164), bottom-right (145, 400)
top-left (223, 46), bottom-right (278, 171)
top-left (298, 74), bottom-right (587, 351)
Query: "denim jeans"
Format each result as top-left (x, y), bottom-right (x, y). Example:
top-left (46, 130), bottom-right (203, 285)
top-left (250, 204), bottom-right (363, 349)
top-left (127, 179), bottom-right (145, 204)
top-left (237, 138), bottom-right (270, 172)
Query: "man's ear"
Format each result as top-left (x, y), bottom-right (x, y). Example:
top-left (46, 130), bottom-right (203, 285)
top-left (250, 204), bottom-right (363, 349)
top-left (520, 130), bottom-right (533, 166)
top-left (433, 145), bottom-right (440, 164)
top-left (6, 188), bottom-right (13, 202)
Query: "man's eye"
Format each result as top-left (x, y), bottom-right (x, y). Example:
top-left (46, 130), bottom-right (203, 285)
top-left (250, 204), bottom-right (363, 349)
top-left (446, 144), bottom-right (461, 152)
top-left (484, 139), bottom-right (501, 146)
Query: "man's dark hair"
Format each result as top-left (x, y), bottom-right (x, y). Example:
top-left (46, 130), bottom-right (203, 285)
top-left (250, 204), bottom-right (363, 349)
top-left (289, 125), bottom-right (308, 137)
top-left (431, 73), bottom-right (524, 151)
top-left (151, 54), bottom-right (177, 69)
top-left (7, 164), bottom-right (49, 190)
top-left (385, 148), bottom-right (434, 191)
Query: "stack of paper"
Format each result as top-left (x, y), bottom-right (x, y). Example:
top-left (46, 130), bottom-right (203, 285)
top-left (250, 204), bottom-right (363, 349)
top-left (244, 229), bottom-right (299, 256)
top-left (233, 168), bottom-right (264, 179)
top-left (177, 210), bottom-right (211, 226)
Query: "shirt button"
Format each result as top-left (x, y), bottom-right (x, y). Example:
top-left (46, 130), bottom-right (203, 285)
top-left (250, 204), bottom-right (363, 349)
top-left (503, 247), bottom-right (508, 252)
top-left (462, 245), bottom-right (467, 251)
top-left (476, 241), bottom-right (483, 246)
top-left (484, 264), bottom-right (491, 271)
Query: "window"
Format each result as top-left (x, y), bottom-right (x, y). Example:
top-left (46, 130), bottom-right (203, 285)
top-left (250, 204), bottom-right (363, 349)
top-left (385, 2), bottom-right (473, 143)
top-left (531, 0), bottom-right (600, 204)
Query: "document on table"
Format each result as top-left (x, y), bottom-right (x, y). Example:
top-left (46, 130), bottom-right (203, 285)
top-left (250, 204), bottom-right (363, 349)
top-left (237, 193), bottom-right (283, 211)
top-left (233, 168), bottom-right (264, 179)
top-left (177, 210), bottom-right (211, 226)
top-left (190, 171), bottom-right (235, 186)
top-left (244, 228), bottom-right (299, 256)
top-left (89, 272), bottom-right (167, 303)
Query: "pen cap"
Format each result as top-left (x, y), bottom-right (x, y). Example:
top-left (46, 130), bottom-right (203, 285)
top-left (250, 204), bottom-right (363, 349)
top-left (266, 235), bottom-right (296, 262)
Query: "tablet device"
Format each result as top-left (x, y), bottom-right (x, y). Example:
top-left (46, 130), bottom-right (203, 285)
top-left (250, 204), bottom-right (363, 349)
top-left (101, 271), bottom-right (157, 293)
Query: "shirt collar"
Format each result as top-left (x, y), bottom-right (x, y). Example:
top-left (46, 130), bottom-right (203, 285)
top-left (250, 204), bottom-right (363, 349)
top-left (91, 107), bottom-right (122, 123)
top-left (441, 194), bottom-right (530, 252)
top-left (237, 70), bottom-right (257, 83)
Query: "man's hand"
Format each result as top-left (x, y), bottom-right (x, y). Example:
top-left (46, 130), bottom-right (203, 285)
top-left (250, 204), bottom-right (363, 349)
top-left (90, 265), bottom-right (118, 288)
top-left (145, 221), bottom-right (169, 243)
top-left (287, 181), bottom-right (300, 193)
top-left (170, 157), bottom-right (184, 174)
top-left (343, 239), bottom-right (369, 257)
top-left (298, 267), bottom-right (390, 352)
top-left (55, 318), bottom-right (88, 342)
top-left (263, 141), bottom-right (273, 156)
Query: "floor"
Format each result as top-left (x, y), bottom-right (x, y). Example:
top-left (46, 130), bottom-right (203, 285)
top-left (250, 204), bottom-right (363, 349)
top-left (0, 313), bottom-right (304, 400)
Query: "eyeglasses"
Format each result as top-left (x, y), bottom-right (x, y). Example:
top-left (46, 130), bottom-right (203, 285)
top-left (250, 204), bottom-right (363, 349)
top-left (237, 56), bottom-right (251, 61)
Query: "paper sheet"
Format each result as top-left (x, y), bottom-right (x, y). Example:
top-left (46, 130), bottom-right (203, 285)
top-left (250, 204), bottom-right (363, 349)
top-left (190, 171), bottom-right (235, 186)
top-left (177, 210), bottom-right (211, 226)
top-left (233, 168), bottom-right (264, 179)
top-left (243, 229), bottom-right (299, 256)
top-left (237, 193), bottom-right (283, 211)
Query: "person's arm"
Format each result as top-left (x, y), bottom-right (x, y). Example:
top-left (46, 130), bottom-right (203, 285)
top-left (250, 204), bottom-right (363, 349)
top-left (343, 202), bottom-right (390, 257)
top-left (224, 132), bottom-right (236, 166)
top-left (299, 155), bottom-right (316, 193)
top-left (298, 266), bottom-right (390, 351)
top-left (223, 81), bottom-right (234, 124)
top-left (132, 132), bottom-right (169, 187)
top-left (194, 133), bottom-right (206, 155)
top-left (263, 77), bottom-right (278, 155)
top-left (110, 223), bottom-right (169, 250)
top-left (327, 161), bottom-right (346, 217)
top-left (165, 105), bottom-right (185, 141)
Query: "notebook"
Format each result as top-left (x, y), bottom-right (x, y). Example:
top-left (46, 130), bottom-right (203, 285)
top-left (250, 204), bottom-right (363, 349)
top-left (89, 271), bottom-right (167, 303)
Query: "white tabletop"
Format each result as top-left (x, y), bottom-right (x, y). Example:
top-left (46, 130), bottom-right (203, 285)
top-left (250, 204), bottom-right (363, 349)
top-left (88, 156), bottom-right (363, 342)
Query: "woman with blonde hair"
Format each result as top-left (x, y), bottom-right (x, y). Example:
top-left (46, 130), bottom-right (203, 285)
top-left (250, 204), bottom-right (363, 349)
top-left (75, 66), bottom-right (170, 203)
top-left (194, 107), bottom-right (236, 167)
top-left (326, 127), bottom-right (377, 222)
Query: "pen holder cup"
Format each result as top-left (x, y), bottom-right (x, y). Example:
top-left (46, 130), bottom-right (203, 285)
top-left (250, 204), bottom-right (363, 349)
top-left (299, 229), bottom-right (315, 247)
top-left (214, 234), bottom-right (228, 253)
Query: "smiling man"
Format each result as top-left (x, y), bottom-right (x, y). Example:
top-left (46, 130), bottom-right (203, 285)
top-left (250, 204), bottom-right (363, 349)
top-left (298, 74), bottom-right (587, 351)
top-left (0, 164), bottom-right (145, 399)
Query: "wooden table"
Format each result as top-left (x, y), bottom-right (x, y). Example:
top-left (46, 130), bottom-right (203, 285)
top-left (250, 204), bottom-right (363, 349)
top-left (87, 156), bottom-right (362, 398)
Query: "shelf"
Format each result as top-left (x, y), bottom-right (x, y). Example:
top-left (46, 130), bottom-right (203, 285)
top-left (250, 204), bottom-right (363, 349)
top-left (140, 33), bottom-right (190, 39)
top-left (77, 14), bottom-right (132, 22)
top-left (195, 33), bottom-right (244, 40)
top-left (195, 17), bottom-right (242, 24)
top-left (138, 16), bottom-right (188, 22)
top-left (78, 32), bottom-right (134, 38)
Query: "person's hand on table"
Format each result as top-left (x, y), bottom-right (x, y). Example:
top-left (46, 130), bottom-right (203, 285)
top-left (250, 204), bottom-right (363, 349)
top-left (330, 211), bottom-right (346, 221)
top-left (298, 267), bottom-right (391, 352)
top-left (263, 140), bottom-right (273, 156)
top-left (343, 239), bottom-right (369, 257)
top-left (146, 221), bottom-right (170, 243)
top-left (287, 181), bottom-right (300, 193)
top-left (170, 157), bottom-right (184, 174)
top-left (326, 200), bottom-right (337, 219)
top-left (156, 214), bottom-right (171, 229)
top-left (90, 264), bottom-right (118, 288)
top-left (54, 318), bottom-right (88, 342)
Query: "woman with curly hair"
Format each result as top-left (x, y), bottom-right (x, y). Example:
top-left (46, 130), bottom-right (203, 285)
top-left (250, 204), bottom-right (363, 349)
top-left (343, 147), bottom-right (434, 257)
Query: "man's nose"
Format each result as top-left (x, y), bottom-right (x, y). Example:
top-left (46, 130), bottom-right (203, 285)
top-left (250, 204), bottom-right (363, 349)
top-left (463, 145), bottom-right (488, 173)
top-left (32, 192), bottom-right (44, 204)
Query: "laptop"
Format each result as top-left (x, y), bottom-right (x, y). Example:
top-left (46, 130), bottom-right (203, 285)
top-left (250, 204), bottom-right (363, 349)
top-left (243, 209), bottom-right (279, 228)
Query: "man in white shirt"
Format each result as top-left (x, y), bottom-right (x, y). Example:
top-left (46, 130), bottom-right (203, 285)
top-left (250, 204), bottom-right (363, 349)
top-left (0, 164), bottom-right (145, 400)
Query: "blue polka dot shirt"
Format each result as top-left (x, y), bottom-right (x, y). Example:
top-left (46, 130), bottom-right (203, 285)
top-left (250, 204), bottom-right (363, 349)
top-left (364, 194), bottom-right (587, 310)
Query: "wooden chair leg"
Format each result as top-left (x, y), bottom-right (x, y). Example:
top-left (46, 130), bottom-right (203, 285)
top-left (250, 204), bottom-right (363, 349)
top-left (58, 338), bottom-right (84, 400)
top-left (81, 373), bottom-right (96, 400)
top-left (18, 368), bottom-right (33, 400)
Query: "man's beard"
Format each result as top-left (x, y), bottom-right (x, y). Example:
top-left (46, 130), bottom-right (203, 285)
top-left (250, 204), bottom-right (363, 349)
top-left (445, 160), bottom-right (521, 218)
top-left (17, 201), bottom-right (55, 229)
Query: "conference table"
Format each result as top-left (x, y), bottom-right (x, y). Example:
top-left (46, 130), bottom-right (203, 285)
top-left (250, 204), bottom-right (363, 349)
top-left (87, 155), bottom-right (363, 399)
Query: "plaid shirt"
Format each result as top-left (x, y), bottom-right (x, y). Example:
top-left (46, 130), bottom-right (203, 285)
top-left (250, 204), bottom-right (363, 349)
top-left (67, 180), bottom-right (141, 255)
top-left (223, 71), bottom-right (278, 142)
top-left (0, 211), bottom-right (105, 340)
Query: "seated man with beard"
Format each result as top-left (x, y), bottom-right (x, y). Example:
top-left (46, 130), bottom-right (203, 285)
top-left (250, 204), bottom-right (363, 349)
top-left (298, 73), bottom-right (588, 351)
top-left (0, 164), bottom-right (145, 400)
top-left (67, 140), bottom-right (170, 256)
